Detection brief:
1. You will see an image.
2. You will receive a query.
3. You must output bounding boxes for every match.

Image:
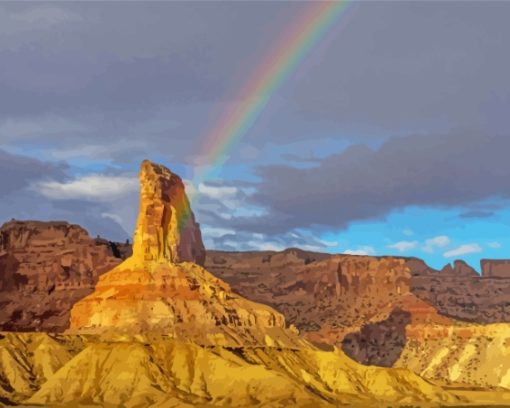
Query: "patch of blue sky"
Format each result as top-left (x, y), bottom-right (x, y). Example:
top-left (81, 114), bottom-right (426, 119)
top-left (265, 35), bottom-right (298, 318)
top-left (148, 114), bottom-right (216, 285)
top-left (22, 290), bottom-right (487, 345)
top-left (317, 202), bottom-right (510, 272)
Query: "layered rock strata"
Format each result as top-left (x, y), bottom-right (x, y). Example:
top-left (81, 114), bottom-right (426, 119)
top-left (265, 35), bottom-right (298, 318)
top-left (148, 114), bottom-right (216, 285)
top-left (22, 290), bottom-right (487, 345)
top-left (132, 160), bottom-right (205, 266)
top-left (0, 220), bottom-right (124, 331)
top-left (69, 161), bottom-right (301, 347)
top-left (0, 332), bottom-right (458, 407)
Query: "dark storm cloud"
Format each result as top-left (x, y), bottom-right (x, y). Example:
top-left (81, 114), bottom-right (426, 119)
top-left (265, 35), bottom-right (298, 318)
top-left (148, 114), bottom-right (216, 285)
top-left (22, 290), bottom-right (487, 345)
top-left (0, 149), bottom-right (66, 197)
top-left (288, 1), bottom-right (510, 135)
top-left (1, 1), bottom-right (510, 245)
top-left (0, 2), bottom-right (308, 163)
top-left (0, 2), bottom-right (302, 116)
top-left (1, 1), bottom-right (509, 163)
top-left (224, 132), bottom-right (510, 234)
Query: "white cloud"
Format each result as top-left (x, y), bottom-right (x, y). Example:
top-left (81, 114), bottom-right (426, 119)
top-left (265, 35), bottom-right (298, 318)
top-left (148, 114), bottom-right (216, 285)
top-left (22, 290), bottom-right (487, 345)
top-left (423, 235), bottom-right (451, 253)
top-left (194, 182), bottom-right (249, 212)
top-left (198, 183), bottom-right (238, 201)
top-left (100, 212), bottom-right (124, 226)
top-left (244, 240), bottom-right (326, 253)
top-left (35, 174), bottom-right (138, 201)
top-left (403, 228), bottom-right (414, 236)
top-left (443, 244), bottom-right (482, 258)
top-left (319, 239), bottom-right (339, 248)
top-left (201, 226), bottom-right (236, 238)
top-left (247, 241), bottom-right (285, 252)
top-left (488, 241), bottom-right (502, 249)
top-left (343, 246), bottom-right (375, 256)
top-left (387, 240), bottom-right (418, 252)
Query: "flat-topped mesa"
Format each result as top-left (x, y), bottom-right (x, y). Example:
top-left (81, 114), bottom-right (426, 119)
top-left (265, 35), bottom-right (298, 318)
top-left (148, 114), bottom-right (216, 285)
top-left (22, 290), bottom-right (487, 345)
top-left (133, 160), bottom-right (205, 266)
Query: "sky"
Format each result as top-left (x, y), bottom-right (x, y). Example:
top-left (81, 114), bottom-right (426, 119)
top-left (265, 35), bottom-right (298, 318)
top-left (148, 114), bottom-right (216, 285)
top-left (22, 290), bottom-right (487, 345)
top-left (1, 1), bottom-right (510, 271)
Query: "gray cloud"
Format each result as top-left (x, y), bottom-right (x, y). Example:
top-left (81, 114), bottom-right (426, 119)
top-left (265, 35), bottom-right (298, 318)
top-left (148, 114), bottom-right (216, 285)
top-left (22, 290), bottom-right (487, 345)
top-left (223, 131), bottom-right (510, 234)
top-left (0, 149), bottom-right (66, 197)
top-left (289, 1), bottom-right (510, 134)
top-left (2, 2), bottom-right (510, 250)
top-left (0, 1), bottom-right (509, 167)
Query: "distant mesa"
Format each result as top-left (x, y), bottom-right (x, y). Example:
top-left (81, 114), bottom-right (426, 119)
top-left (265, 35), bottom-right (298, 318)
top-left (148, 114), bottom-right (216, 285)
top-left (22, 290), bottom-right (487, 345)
top-left (481, 259), bottom-right (510, 278)
top-left (440, 260), bottom-right (478, 277)
top-left (69, 160), bottom-right (302, 347)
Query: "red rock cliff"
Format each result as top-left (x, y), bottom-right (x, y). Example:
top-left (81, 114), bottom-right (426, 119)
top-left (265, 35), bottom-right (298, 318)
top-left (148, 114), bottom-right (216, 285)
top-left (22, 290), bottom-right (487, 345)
top-left (0, 220), bottom-right (123, 331)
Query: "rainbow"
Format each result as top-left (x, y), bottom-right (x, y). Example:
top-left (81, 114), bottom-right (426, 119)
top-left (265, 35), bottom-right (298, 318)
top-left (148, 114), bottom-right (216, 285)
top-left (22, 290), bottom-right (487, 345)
top-left (193, 0), bottom-right (350, 191)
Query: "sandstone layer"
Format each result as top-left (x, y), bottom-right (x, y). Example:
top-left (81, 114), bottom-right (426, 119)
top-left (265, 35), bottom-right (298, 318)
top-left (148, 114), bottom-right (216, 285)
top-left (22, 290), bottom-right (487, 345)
top-left (5, 228), bottom-right (510, 336)
top-left (133, 160), bottom-right (205, 266)
top-left (205, 250), bottom-right (510, 390)
top-left (0, 220), bottom-right (125, 331)
top-left (481, 259), bottom-right (510, 278)
top-left (0, 332), bottom-right (459, 407)
top-left (396, 323), bottom-right (510, 389)
top-left (206, 251), bottom-right (449, 344)
top-left (206, 250), bottom-right (510, 328)
top-left (410, 259), bottom-right (510, 323)
top-left (69, 161), bottom-right (301, 347)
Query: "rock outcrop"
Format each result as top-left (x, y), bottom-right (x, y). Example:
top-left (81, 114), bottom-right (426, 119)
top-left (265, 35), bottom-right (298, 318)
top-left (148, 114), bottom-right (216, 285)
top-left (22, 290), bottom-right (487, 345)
top-left (481, 259), bottom-right (510, 278)
top-left (410, 261), bottom-right (510, 323)
top-left (69, 161), bottom-right (300, 347)
top-left (440, 260), bottom-right (478, 277)
top-left (396, 323), bottom-right (510, 389)
top-left (133, 160), bottom-right (205, 266)
top-left (0, 220), bottom-right (125, 331)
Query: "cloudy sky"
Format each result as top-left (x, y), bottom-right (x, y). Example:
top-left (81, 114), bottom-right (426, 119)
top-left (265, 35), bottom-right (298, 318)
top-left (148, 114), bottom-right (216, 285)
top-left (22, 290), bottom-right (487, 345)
top-left (1, 1), bottom-right (510, 270)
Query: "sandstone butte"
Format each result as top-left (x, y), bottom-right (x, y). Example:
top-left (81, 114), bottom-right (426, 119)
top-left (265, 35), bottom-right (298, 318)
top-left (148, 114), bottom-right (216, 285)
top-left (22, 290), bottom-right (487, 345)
top-left (68, 160), bottom-right (302, 348)
top-left (1, 160), bottom-right (510, 407)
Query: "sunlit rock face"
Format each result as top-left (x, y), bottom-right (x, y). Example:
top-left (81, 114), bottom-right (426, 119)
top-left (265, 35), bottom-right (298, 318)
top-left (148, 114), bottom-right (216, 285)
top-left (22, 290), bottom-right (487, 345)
top-left (0, 332), bottom-right (456, 408)
top-left (69, 161), bottom-right (301, 347)
top-left (133, 159), bottom-right (205, 265)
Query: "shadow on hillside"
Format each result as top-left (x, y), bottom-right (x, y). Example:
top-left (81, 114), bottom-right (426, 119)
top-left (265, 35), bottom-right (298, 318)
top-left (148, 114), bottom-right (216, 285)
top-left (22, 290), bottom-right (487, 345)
top-left (341, 308), bottom-right (412, 367)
